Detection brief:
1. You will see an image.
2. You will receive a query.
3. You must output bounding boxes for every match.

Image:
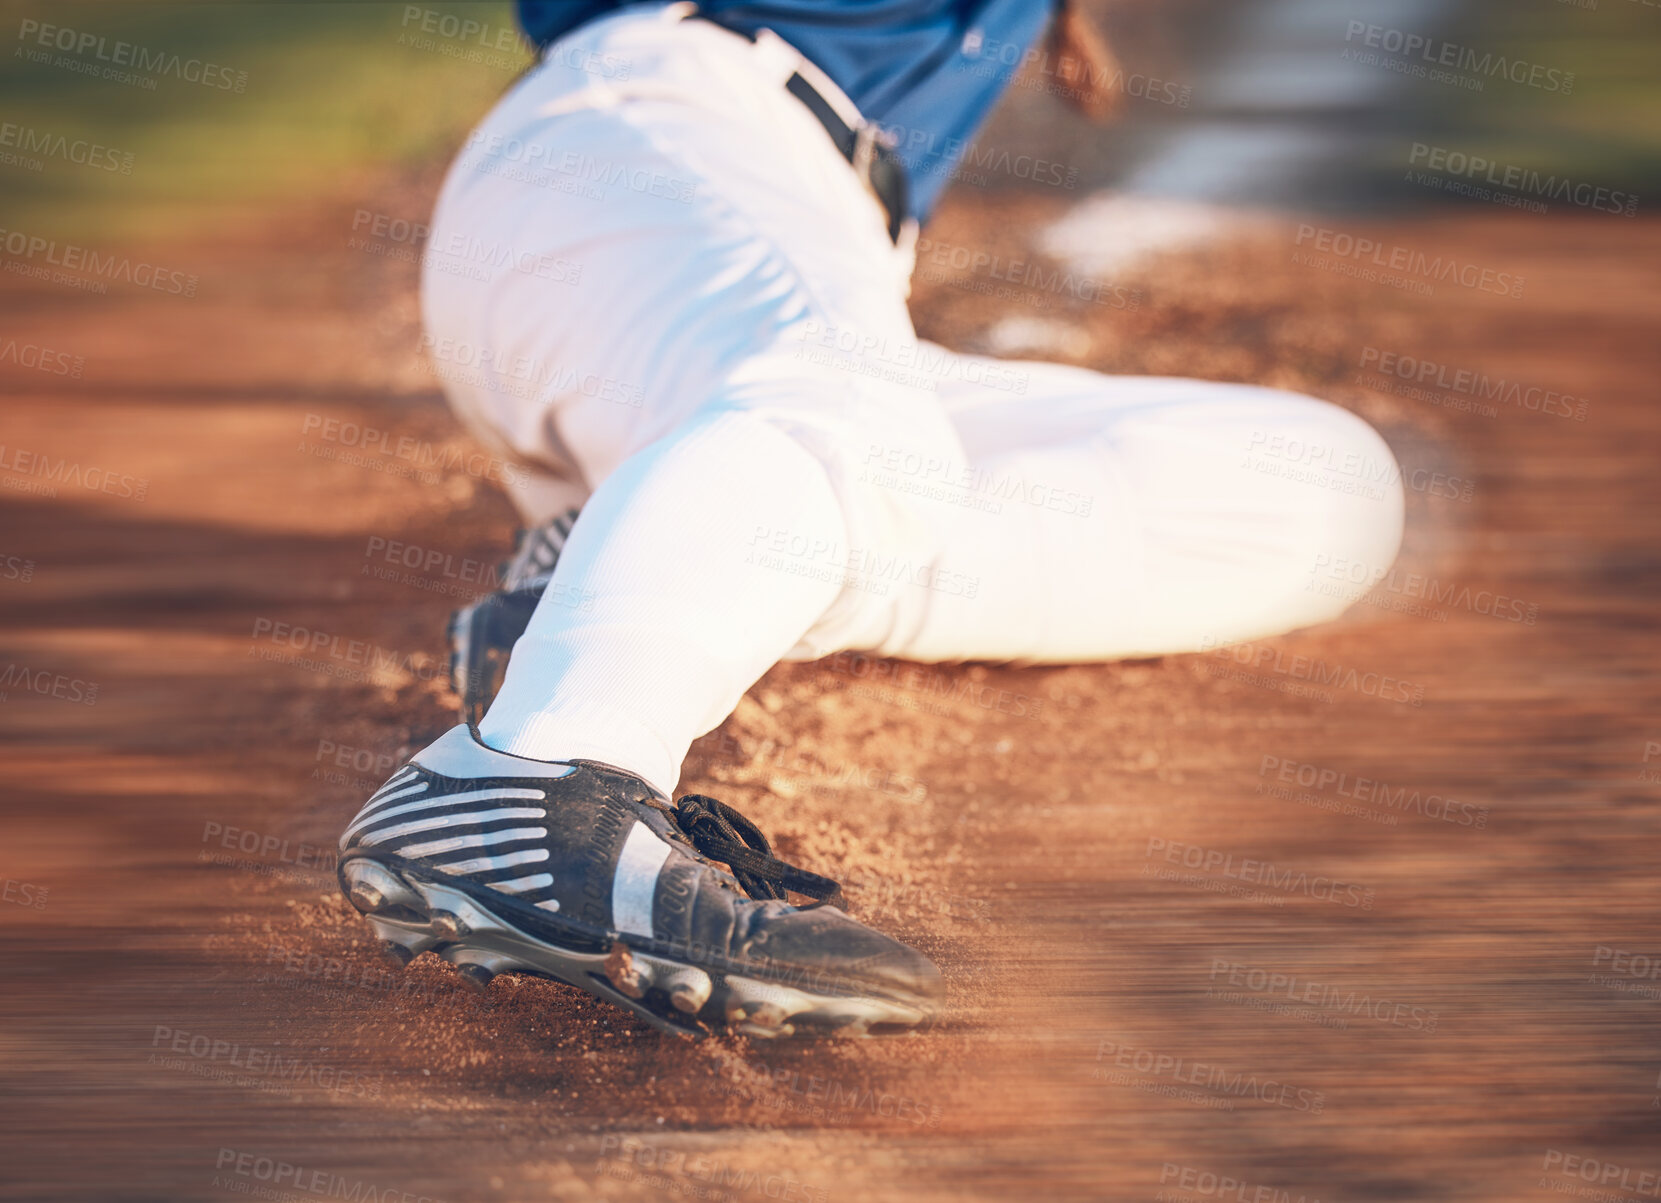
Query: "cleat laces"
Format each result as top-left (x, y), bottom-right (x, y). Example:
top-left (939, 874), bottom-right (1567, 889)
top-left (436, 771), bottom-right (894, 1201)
top-left (671, 794), bottom-right (844, 909)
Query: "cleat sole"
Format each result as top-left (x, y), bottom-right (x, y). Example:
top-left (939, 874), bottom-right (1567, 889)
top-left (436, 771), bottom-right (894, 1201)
top-left (430, 910), bottom-right (468, 940)
top-left (340, 855), bottom-right (935, 1039)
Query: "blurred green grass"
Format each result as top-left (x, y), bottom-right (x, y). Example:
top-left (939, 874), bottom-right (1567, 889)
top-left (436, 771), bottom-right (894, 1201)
top-left (2, 0), bottom-right (1657, 246)
top-left (0, 1), bottom-right (530, 241)
top-left (1426, 0), bottom-right (1661, 188)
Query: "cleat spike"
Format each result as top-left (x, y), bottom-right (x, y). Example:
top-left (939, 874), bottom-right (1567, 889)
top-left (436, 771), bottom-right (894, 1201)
top-left (455, 962), bottom-right (495, 993)
top-left (747, 1002), bottom-right (791, 1030)
top-left (605, 942), bottom-right (650, 999)
top-left (664, 967), bottom-right (712, 1014)
top-left (348, 883), bottom-right (385, 913)
top-left (431, 911), bottom-right (468, 939)
top-left (379, 940), bottom-right (414, 968)
top-left (366, 917), bottom-right (438, 962)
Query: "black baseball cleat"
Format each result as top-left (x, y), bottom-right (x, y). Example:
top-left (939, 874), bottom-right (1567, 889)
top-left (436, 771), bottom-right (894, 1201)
top-left (448, 508), bottom-right (580, 726)
top-left (337, 725), bottom-right (943, 1038)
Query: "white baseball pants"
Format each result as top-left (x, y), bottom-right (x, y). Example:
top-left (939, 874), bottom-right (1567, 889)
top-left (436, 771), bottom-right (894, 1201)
top-left (419, 5), bottom-right (1405, 793)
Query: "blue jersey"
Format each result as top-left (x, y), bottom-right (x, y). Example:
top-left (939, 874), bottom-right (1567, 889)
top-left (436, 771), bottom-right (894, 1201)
top-left (515, 1), bottom-right (1058, 221)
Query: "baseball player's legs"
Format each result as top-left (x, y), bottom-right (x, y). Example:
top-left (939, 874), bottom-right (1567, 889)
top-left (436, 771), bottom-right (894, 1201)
top-left (868, 350), bottom-right (1407, 664)
top-left (423, 5), bottom-right (1404, 796)
top-left (424, 8), bottom-right (965, 792)
top-left (333, 7), bottom-right (959, 1033)
top-left (339, 2), bottom-right (1407, 1036)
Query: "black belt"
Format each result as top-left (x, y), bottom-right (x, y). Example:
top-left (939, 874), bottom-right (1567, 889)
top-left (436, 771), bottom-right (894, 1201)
top-left (684, 12), bottom-right (910, 242)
